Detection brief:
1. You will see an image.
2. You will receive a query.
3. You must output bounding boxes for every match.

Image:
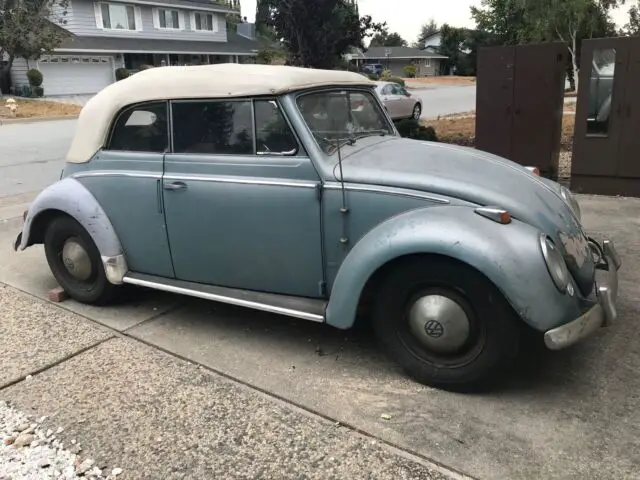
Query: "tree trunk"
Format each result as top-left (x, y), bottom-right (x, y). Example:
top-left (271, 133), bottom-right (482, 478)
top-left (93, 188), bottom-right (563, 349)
top-left (570, 34), bottom-right (579, 93)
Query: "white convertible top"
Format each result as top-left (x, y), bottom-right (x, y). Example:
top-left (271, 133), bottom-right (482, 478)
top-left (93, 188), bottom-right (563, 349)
top-left (66, 63), bottom-right (374, 163)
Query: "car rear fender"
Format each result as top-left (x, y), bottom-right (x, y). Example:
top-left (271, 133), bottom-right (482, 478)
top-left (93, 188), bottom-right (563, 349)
top-left (15, 177), bottom-right (128, 284)
top-left (325, 206), bottom-right (582, 332)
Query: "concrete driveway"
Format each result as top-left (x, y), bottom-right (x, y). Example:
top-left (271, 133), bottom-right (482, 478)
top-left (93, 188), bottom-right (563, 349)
top-left (1, 120), bottom-right (639, 479)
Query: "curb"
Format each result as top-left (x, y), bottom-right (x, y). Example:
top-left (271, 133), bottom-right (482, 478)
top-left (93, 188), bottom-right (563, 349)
top-left (0, 115), bottom-right (79, 126)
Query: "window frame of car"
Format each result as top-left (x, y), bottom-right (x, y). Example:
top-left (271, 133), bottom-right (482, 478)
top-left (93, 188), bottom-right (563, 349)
top-left (380, 84), bottom-right (394, 96)
top-left (168, 97), bottom-right (303, 157)
top-left (104, 100), bottom-right (171, 154)
top-left (103, 97), bottom-right (305, 158)
top-left (293, 86), bottom-right (395, 156)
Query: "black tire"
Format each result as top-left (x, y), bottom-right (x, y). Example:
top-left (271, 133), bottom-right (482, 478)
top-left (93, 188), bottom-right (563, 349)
top-left (372, 256), bottom-right (520, 391)
top-left (44, 216), bottom-right (118, 305)
top-left (411, 103), bottom-right (422, 120)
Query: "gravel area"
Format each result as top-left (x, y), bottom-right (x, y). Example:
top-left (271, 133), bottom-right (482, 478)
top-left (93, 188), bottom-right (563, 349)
top-left (558, 151), bottom-right (572, 185)
top-left (1, 400), bottom-right (123, 479)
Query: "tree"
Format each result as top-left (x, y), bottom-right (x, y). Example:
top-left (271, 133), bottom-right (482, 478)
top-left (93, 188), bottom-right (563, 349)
top-left (261, 0), bottom-right (385, 68)
top-left (413, 18), bottom-right (439, 48)
top-left (0, 0), bottom-right (70, 73)
top-left (438, 24), bottom-right (470, 75)
top-left (369, 30), bottom-right (407, 47)
top-left (622, 1), bottom-right (640, 35)
top-left (520, 0), bottom-right (621, 91)
top-left (470, 0), bottom-right (532, 45)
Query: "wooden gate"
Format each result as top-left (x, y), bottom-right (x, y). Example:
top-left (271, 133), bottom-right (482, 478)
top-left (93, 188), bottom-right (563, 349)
top-left (572, 36), bottom-right (640, 196)
top-left (476, 42), bottom-right (567, 179)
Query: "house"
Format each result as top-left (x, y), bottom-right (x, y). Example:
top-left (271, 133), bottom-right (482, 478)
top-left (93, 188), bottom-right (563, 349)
top-left (422, 31), bottom-right (441, 50)
top-left (348, 46), bottom-right (448, 77)
top-left (7, 0), bottom-right (259, 96)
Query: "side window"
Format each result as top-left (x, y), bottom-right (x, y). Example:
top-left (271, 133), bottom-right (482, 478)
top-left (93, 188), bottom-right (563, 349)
top-left (391, 84), bottom-right (403, 95)
top-left (107, 102), bottom-right (168, 153)
top-left (171, 100), bottom-right (253, 155)
top-left (254, 100), bottom-right (297, 155)
top-left (381, 85), bottom-right (393, 95)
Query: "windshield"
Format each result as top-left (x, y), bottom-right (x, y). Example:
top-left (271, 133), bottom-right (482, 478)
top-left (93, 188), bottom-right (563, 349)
top-left (296, 89), bottom-right (394, 154)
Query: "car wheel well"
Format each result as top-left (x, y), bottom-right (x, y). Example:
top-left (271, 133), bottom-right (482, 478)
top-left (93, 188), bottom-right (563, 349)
top-left (357, 253), bottom-right (506, 320)
top-left (28, 210), bottom-right (74, 246)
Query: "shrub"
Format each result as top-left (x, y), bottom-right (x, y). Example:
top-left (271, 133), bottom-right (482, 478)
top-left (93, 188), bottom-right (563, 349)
top-left (139, 64), bottom-right (154, 70)
top-left (115, 67), bottom-right (130, 81)
top-left (26, 69), bottom-right (43, 87)
top-left (367, 73), bottom-right (380, 81)
top-left (380, 68), bottom-right (392, 79)
top-left (394, 119), bottom-right (437, 141)
top-left (403, 64), bottom-right (417, 78)
top-left (386, 76), bottom-right (405, 86)
top-left (14, 85), bottom-right (32, 97)
top-left (33, 86), bottom-right (44, 97)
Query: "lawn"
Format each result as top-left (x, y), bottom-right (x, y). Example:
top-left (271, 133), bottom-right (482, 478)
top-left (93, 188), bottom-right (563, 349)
top-left (0, 98), bottom-right (81, 119)
top-left (404, 76), bottom-right (476, 88)
top-left (425, 111), bottom-right (576, 152)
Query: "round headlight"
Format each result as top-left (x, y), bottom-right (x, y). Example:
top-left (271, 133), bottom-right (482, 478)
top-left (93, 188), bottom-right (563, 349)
top-left (539, 234), bottom-right (569, 293)
top-left (560, 187), bottom-right (581, 221)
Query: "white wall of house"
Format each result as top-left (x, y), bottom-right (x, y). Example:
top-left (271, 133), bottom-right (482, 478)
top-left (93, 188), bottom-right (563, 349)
top-left (424, 32), bottom-right (442, 49)
top-left (367, 58), bottom-right (442, 77)
top-left (53, 0), bottom-right (228, 42)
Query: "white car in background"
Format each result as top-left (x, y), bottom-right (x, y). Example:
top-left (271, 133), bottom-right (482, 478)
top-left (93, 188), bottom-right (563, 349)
top-left (374, 81), bottom-right (422, 121)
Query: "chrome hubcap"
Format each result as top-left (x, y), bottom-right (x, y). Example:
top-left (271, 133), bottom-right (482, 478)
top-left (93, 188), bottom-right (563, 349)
top-left (61, 239), bottom-right (92, 281)
top-left (413, 105), bottom-right (421, 119)
top-left (408, 294), bottom-right (471, 354)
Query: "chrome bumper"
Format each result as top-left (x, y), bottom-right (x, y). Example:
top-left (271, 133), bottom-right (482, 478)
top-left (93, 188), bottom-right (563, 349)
top-left (544, 239), bottom-right (621, 350)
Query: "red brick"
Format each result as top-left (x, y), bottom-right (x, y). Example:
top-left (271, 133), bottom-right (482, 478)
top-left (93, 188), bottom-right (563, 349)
top-left (48, 286), bottom-right (69, 303)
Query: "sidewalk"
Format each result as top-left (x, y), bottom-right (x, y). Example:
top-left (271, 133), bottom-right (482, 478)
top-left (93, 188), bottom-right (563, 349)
top-left (0, 284), bottom-right (453, 479)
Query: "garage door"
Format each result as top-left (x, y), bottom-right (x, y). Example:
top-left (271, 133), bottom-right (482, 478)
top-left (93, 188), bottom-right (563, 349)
top-left (37, 55), bottom-right (114, 95)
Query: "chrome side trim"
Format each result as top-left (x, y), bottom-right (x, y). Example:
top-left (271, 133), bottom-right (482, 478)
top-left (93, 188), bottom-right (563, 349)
top-left (122, 276), bottom-right (325, 323)
top-left (72, 171), bottom-right (318, 189)
top-left (323, 182), bottom-right (449, 204)
top-left (162, 174), bottom-right (318, 189)
top-left (72, 171), bottom-right (162, 180)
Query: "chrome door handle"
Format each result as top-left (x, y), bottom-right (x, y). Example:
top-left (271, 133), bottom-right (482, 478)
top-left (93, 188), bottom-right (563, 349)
top-left (163, 181), bottom-right (187, 191)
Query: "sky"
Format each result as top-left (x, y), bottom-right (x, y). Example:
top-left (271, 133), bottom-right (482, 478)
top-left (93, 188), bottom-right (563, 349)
top-left (240, 0), bottom-right (635, 46)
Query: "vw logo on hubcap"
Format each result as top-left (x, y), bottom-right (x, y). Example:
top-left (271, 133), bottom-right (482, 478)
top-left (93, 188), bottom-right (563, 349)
top-left (424, 320), bottom-right (444, 338)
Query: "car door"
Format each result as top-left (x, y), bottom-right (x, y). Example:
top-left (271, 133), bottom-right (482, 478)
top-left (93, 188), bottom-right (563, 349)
top-left (379, 84), bottom-right (400, 119)
top-left (72, 101), bottom-right (175, 278)
top-left (162, 97), bottom-right (325, 298)
top-left (395, 84), bottom-right (414, 118)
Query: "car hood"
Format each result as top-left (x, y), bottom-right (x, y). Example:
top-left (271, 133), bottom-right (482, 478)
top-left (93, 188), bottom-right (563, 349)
top-left (337, 137), bottom-right (594, 295)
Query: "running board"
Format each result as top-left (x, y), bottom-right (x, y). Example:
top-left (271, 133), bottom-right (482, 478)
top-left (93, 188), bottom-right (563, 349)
top-left (122, 272), bottom-right (326, 323)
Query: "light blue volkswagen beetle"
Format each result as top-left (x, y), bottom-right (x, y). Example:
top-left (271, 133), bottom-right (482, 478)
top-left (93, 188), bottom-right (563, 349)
top-left (14, 64), bottom-right (621, 391)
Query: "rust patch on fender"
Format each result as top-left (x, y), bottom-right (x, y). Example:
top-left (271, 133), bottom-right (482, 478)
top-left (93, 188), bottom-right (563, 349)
top-left (559, 232), bottom-right (590, 268)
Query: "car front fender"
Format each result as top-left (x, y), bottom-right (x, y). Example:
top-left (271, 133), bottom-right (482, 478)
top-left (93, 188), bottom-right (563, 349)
top-left (15, 177), bottom-right (128, 284)
top-left (325, 206), bottom-right (582, 332)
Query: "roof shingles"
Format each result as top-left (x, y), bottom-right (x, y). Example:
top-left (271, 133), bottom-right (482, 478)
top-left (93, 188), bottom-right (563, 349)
top-left (57, 31), bottom-right (258, 55)
top-left (362, 46), bottom-right (447, 60)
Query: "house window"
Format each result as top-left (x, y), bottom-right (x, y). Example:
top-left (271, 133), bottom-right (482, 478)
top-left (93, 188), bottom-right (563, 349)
top-left (99, 3), bottom-right (137, 30)
top-left (192, 12), bottom-right (217, 32)
top-left (425, 59), bottom-right (431, 67)
top-left (157, 9), bottom-right (180, 29)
